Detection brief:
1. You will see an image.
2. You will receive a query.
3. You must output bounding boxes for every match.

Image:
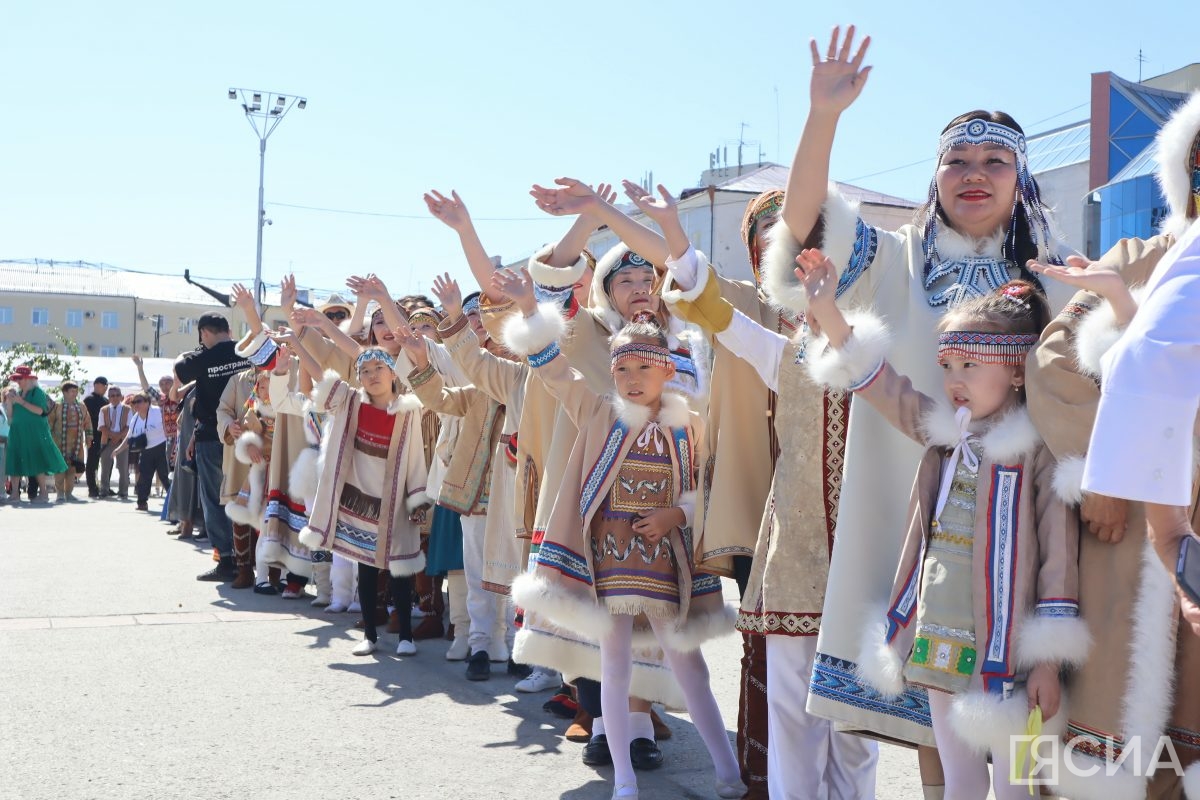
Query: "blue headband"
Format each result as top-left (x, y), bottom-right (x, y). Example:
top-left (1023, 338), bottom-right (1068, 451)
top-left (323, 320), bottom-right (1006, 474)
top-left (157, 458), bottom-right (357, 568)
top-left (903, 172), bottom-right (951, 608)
top-left (355, 349), bottom-right (396, 373)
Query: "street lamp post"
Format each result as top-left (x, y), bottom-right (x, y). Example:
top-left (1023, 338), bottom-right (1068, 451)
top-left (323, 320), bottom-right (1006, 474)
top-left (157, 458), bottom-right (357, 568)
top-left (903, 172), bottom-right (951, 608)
top-left (227, 88), bottom-right (307, 313)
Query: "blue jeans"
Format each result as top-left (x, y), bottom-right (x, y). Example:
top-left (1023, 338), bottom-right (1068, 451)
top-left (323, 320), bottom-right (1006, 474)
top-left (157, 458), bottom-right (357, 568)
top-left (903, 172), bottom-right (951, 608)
top-left (195, 439), bottom-right (232, 557)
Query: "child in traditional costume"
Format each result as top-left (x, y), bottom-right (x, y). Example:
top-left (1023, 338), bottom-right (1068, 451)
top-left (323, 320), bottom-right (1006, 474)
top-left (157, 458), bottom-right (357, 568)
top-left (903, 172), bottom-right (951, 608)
top-left (296, 345), bottom-right (430, 657)
top-left (795, 249), bottom-right (1087, 799)
top-left (498, 267), bottom-right (741, 800)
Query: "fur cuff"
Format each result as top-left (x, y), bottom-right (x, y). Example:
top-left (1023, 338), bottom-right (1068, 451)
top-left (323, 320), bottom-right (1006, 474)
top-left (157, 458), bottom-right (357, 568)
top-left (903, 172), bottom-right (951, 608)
top-left (298, 526), bottom-right (325, 550)
top-left (388, 549), bottom-right (426, 578)
top-left (500, 302), bottom-right (568, 357)
top-left (527, 244), bottom-right (588, 290)
top-left (1184, 762), bottom-right (1200, 800)
top-left (1074, 299), bottom-right (1126, 380)
top-left (406, 491), bottom-right (430, 513)
top-left (661, 249), bottom-right (711, 305)
top-left (1051, 455), bottom-right (1086, 506)
top-left (948, 689), bottom-right (1067, 757)
top-left (660, 599), bottom-right (737, 653)
top-left (804, 310), bottom-right (891, 391)
top-left (288, 447), bottom-right (320, 506)
top-left (761, 184), bottom-right (859, 313)
top-left (311, 369), bottom-right (343, 413)
top-left (233, 431), bottom-right (264, 465)
top-left (511, 573), bottom-right (613, 641)
top-left (1013, 614), bottom-right (1092, 670)
top-left (677, 490), bottom-right (697, 529)
top-left (855, 617), bottom-right (906, 699)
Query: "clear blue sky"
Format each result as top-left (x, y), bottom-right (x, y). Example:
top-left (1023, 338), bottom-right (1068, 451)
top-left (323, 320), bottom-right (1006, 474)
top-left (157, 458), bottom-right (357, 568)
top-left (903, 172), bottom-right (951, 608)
top-left (1, 1), bottom-right (1194, 298)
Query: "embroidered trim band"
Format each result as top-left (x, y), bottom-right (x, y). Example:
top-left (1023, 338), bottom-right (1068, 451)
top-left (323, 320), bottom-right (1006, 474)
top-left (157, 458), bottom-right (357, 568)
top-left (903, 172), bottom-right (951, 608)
top-left (610, 342), bottom-right (673, 372)
top-left (355, 349), bottom-right (396, 372)
top-left (936, 331), bottom-right (1038, 366)
top-left (603, 250), bottom-right (653, 292)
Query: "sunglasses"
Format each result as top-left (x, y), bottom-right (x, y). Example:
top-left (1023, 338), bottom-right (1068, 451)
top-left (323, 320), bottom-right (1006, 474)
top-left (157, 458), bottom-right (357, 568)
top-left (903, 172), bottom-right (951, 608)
top-left (325, 310), bottom-right (349, 322)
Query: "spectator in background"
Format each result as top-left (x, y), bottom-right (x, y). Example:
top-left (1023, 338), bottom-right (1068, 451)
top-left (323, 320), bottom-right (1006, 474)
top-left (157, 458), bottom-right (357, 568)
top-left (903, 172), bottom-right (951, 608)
top-left (83, 376), bottom-right (108, 498)
top-left (133, 355), bottom-right (180, 470)
top-left (115, 389), bottom-right (170, 513)
top-left (98, 385), bottom-right (130, 499)
top-left (48, 380), bottom-right (92, 502)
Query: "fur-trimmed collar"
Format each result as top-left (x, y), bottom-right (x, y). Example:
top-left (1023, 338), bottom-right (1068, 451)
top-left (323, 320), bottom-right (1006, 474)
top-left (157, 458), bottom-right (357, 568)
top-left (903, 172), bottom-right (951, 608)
top-left (933, 225), bottom-right (1005, 261)
top-left (384, 391), bottom-right (422, 415)
top-left (311, 368), bottom-right (421, 416)
top-left (611, 391), bottom-right (691, 431)
top-left (1156, 91), bottom-right (1200, 240)
top-left (592, 243), bottom-right (692, 350)
top-left (919, 401), bottom-right (1040, 463)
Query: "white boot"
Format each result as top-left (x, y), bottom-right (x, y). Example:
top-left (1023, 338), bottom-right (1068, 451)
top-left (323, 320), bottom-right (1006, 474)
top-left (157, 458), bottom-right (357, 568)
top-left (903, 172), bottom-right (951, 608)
top-left (445, 572), bottom-right (470, 661)
top-left (310, 560), bottom-right (332, 607)
top-left (328, 554), bottom-right (357, 613)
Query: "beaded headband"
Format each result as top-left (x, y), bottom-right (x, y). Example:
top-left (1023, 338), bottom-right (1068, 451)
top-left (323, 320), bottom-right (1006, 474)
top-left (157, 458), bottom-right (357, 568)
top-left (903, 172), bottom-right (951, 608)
top-left (922, 118), bottom-right (1060, 275)
top-left (462, 293), bottom-right (482, 317)
top-left (356, 348), bottom-right (396, 372)
top-left (936, 331), bottom-right (1039, 366)
top-left (1191, 134), bottom-right (1200, 217)
top-left (741, 190), bottom-right (784, 285)
top-left (603, 250), bottom-right (654, 293)
top-left (408, 307), bottom-right (444, 327)
top-left (610, 342), bottom-right (674, 372)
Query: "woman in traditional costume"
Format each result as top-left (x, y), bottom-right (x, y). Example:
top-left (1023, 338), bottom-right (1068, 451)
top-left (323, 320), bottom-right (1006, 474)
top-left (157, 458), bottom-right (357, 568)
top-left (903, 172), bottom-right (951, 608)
top-left (4, 366), bottom-right (67, 504)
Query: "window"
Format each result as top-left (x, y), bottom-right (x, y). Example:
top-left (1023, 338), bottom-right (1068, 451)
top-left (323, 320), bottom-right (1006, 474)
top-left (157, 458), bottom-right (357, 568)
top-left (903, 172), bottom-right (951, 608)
top-left (100, 345), bottom-right (118, 357)
top-left (32, 308), bottom-right (49, 326)
top-left (178, 317), bottom-right (194, 334)
top-left (101, 311), bottom-right (118, 329)
top-left (66, 309), bottom-right (83, 328)
top-left (0, 307), bottom-right (11, 325)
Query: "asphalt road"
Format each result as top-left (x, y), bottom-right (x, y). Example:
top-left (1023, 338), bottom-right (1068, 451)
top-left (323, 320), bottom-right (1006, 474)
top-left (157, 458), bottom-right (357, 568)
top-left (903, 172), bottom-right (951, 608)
top-left (0, 492), bottom-right (928, 800)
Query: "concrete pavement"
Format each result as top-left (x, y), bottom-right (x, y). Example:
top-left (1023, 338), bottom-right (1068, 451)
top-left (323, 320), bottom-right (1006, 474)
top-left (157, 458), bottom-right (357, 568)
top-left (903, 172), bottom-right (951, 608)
top-left (0, 492), bottom-right (927, 800)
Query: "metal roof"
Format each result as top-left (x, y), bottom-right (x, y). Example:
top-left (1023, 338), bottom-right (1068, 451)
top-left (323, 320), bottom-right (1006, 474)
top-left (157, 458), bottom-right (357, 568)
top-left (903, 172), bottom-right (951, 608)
top-left (1102, 140), bottom-right (1160, 186)
top-left (1026, 121), bottom-right (1090, 174)
top-left (694, 162), bottom-right (917, 207)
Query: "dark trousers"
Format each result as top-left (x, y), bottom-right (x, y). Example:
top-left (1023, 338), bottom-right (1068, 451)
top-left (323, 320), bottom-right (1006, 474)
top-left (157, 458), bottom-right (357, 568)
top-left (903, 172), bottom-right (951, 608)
top-left (85, 434), bottom-right (103, 495)
top-left (357, 563), bottom-right (413, 643)
top-left (135, 443), bottom-right (171, 505)
top-left (576, 677), bottom-right (602, 718)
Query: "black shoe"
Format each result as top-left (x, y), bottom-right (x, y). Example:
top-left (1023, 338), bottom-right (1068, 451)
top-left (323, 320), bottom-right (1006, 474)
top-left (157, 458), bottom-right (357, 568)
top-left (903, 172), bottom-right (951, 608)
top-left (465, 650), bottom-right (491, 681)
top-left (581, 734), bottom-right (612, 766)
top-left (507, 658), bottom-right (533, 679)
top-left (630, 738), bottom-right (663, 771)
top-left (197, 556), bottom-right (237, 582)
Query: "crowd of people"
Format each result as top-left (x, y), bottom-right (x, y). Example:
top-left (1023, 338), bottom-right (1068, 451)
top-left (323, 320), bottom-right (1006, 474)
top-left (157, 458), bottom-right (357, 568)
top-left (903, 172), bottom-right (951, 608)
top-left (5, 26), bottom-right (1199, 800)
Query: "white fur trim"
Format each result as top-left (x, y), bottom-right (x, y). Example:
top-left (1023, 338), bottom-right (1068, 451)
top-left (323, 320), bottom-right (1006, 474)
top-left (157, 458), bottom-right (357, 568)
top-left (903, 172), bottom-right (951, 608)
top-left (224, 462), bottom-right (266, 531)
top-left (611, 391), bottom-right (692, 431)
top-left (591, 245), bottom-right (634, 334)
top-left (298, 526), bottom-right (325, 550)
top-left (661, 257), bottom-right (711, 305)
top-left (388, 549), bottom-right (425, 578)
top-left (310, 369), bottom-right (342, 412)
top-left (1073, 285), bottom-right (1148, 379)
top-left (660, 600), bottom-right (737, 653)
top-left (855, 616), bottom-right (905, 699)
top-left (933, 225), bottom-right (1005, 262)
top-left (1013, 614), bottom-right (1092, 670)
top-left (761, 183), bottom-right (859, 314)
top-left (288, 447), bottom-right (319, 506)
top-left (511, 572), bottom-right (613, 642)
top-left (1183, 762), bottom-right (1200, 799)
top-left (804, 309), bottom-right (891, 391)
top-left (979, 406), bottom-right (1041, 464)
top-left (948, 689), bottom-right (1068, 758)
top-left (677, 489), bottom-right (697, 529)
top-left (499, 302), bottom-right (568, 357)
top-left (234, 326), bottom-right (271, 360)
top-left (919, 399), bottom-right (965, 451)
top-left (233, 431), bottom-right (264, 466)
top-left (386, 392), bottom-right (422, 415)
top-left (1051, 455), bottom-right (1087, 506)
top-left (1047, 752), bottom-right (1148, 800)
top-left (613, 396), bottom-right (652, 430)
top-left (1155, 91), bottom-right (1200, 239)
top-left (405, 491), bottom-right (430, 513)
top-left (512, 626), bottom-right (687, 710)
top-left (527, 244), bottom-right (588, 290)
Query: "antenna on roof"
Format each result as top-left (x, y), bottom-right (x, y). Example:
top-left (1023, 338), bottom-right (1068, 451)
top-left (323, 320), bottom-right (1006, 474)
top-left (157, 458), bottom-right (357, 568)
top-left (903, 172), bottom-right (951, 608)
top-left (1137, 48), bottom-right (1148, 83)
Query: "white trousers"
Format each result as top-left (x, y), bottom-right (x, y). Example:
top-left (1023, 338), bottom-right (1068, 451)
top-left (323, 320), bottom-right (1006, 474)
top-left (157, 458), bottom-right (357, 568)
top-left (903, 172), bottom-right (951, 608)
top-left (461, 514), bottom-right (500, 654)
top-left (927, 689), bottom-right (1026, 800)
top-left (331, 553), bottom-right (358, 607)
top-left (766, 635), bottom-right (878, 800)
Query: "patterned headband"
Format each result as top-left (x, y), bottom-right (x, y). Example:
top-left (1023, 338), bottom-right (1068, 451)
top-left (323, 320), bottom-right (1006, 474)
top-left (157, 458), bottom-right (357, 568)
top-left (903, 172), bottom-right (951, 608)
top-left (936, 331), bottom-right (1039, 366)
top-left (1190, 134), bottom-right (1200, 216)
top-left (610, 342), bottom-right (673, 371)
top-left (922, 118), bottom-right (1060, 276)
top-left (408, 307), bottom-right (444, 326)
top-left (461, 294), bottom-right (482, 317)
top-left (603, 250), bottom-right (653, 292)
top-left (356, 348), bottom-right (396, 373)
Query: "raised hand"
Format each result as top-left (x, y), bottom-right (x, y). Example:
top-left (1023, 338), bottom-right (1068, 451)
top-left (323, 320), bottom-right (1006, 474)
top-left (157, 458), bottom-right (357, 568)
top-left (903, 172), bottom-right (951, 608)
top-left (490, 267), bottom-right (537, 315)
top-left (290, 307), bottom-right (324, 329)
top-left (424, 190), bottom-right (472, 231)
top-left (623, 181), bottom-right (679, 228)
top-left (280, 274), bottom-right (297, 310)
top-left (393, 324), bottom-right (429, 369)
top-left (529, 177), bottom-right (601, 217)
top-left (808, 25), bottom-right (871, 116)
top-left (794, 248), bottom-right (839, 309)
top-left (1030, 256), bottom-right (1137, 326)
top-left (130, 354), bottom-right (143, 365)
top-left (346, 273), bottom-right (387, 300)
top-left (430, 273), bottom-right (463, 317)
top-left (230, 282), bottom-right (256, 312)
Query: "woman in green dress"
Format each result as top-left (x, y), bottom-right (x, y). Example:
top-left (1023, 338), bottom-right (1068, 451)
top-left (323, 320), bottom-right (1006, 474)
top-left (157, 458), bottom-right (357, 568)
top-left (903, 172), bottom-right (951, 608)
top-left (4, 365), bottom-right (67, 504)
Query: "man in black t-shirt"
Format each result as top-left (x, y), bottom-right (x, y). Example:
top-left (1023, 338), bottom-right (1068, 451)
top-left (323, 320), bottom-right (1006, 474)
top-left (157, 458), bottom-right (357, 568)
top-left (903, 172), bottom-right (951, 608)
top-left (83, 377), bottom-right (109, 498)
top-left (174, 312), bottom-right (250, 581)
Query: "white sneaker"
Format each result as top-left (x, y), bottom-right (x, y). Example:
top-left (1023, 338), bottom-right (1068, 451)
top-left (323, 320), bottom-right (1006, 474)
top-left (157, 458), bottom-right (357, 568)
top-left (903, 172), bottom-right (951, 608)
top-left (489, 641), bottom-right (510, 663)
top-left (311, 592), bottom-right (332, 607)
top-left (325, 601), bottom-right (349, 613)
top-left (445, 636), bottom-right (470, 661)
top-left (351, 638), bottom-right (377, 656)
top-left (347, 600), bottom-right (361, 614)
top-left (515, 668), bottom-right (560, 693)
top-left (396, 639), bottom-right (417, 656)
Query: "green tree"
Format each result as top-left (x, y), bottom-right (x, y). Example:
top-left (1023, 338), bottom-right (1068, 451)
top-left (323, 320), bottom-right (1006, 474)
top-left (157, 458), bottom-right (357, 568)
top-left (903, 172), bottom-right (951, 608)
top-left (0, 327), bottom-right (82, 398)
